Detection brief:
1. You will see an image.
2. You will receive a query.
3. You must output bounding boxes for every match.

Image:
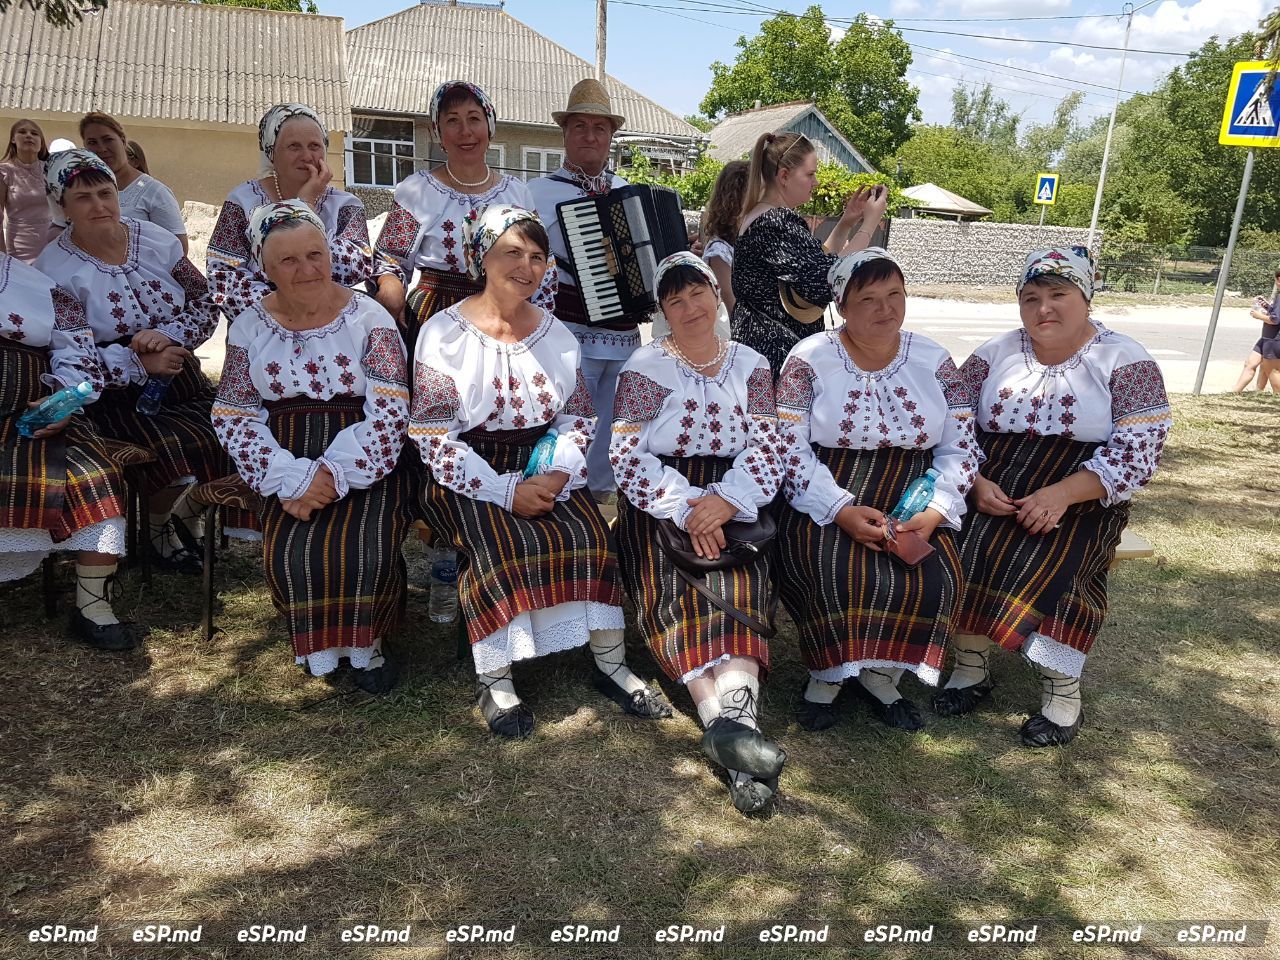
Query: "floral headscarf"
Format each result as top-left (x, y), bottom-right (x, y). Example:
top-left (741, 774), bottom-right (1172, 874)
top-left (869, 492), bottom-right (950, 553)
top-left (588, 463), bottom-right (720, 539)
top-left (651, 250), bottom-right (730, 341)
top-left (247, 200), bottom-right (327, 267)
top-left (258, 103), bottom-right (327, 167)
top-left (1019, 245), bottom-right (1096, 301)
top-left (461, 204), bottom-right (544, 281)
top-left (430, 81), bottom-right (497, 141)
top-left (44, 148), bottom-right (115, 206)
top-left (827, 246), bottom-right (896, 303)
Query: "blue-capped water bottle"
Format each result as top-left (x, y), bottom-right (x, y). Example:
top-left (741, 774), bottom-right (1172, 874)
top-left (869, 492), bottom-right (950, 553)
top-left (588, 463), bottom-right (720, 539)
top-left (889, 467), bottom-right (940, 522)
top-left (523, 428), bottom-right (558, 478)
top-left (17, 381), bottom-right (94, 438)
top-left (136, 374), bottom-right (173, 416)
top-left (428, 546), bottom-right (459, 623)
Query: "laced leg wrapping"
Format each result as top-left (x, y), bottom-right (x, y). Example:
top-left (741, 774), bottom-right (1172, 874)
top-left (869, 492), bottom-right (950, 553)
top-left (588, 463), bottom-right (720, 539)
top-left (75, 563), bottom-right (121, 626)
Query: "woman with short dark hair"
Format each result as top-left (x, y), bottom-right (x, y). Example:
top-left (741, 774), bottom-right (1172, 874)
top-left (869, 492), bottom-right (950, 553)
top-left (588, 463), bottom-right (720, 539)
top-left (411, 205), bottom-right (669, 738)
top-left (937, 246), bottom-right (1172, 747)
top-left (613, 251), bottom-right (785, 815)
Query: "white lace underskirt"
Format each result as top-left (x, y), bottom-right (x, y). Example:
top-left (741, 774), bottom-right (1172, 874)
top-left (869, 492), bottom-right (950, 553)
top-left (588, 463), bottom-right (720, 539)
top-left (298, 637), bottom-right (383, 677)
top-left (682, 652), bottom-right (734, 684)
top-left (1023, 630), bottom-right (1087, 679)
top-left (470, 600), bottom-right (625, 675)
top-left (0, 518), bottom-right (127, 583)
top-left (811, 657), bottom-right (942, 688)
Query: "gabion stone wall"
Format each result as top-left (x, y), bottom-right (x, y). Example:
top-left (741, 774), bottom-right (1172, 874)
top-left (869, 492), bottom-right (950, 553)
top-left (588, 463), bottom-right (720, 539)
top-left (888, 219), bottom-right (1099, 286)
top-left (350, 186), bottom-right (395, 219)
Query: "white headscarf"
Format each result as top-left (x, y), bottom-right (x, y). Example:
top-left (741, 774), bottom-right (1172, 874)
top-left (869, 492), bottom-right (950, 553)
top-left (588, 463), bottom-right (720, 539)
top-left (257, 103), bottom-right (327, 172)
top-left (827, 246), bottom-right (896, 304)
top-left (247, 199), bottom-right (327, 267)
top-left (1018, 246), bottom-right (1097, 301)
top-left (43, 148), bottom-right (116, 224)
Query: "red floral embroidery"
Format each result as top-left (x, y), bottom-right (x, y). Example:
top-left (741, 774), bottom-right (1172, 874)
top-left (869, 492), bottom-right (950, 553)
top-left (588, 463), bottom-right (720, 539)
top-left (612, 370), bottom-right (673, 423)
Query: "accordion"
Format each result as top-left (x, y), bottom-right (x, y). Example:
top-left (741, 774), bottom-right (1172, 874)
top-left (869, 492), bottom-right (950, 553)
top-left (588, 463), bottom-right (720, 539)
top-left (556, 184), bottom-right (688, 326)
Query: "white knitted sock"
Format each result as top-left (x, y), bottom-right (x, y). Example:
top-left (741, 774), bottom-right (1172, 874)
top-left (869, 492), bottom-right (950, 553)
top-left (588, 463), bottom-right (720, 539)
top-left (714, 668), bottom-right (761, 731)
top-left (1038, 664), bottom-right (1082, 726)
top-left (945, 633), bottom-right (992, 689)
top-left (804, 676), bottom-right (842, 704)
top-left (477, 666), bottom-right (521, 723)
top-left (589, 628), bottom-right (646, 695)
top-left (169, 485), bottom-right (204, 540)
top-left (857, 667), bottom-right (904, 705)
top-left (74, 563), bottom-right (120, 626)
top-left (694, 694), bottom-right (722, 730)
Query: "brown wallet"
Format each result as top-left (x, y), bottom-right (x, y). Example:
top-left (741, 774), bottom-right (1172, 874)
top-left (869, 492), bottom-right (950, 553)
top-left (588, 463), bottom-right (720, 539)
top-left (883, 523), bottom-right (935, 569)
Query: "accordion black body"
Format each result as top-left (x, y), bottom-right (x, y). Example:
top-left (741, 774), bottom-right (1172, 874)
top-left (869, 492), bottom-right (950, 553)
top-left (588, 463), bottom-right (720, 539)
top-left (556, 184), bottom-right (688, 326)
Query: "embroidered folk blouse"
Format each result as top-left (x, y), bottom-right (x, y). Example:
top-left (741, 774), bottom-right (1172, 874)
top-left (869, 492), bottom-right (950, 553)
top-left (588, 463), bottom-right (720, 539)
top-left (409, 304), bottom-right (594, 512)
top-left (207, 180), bottom-right (396, 321)
top-left (776, 330), bottom-right (978, 528)
top-left (211, 293), bottom-right (409, 501)
top-left (610, 340), bottom-right (782, 530)
top-left (33, 218), bottom-right (218, 390)
top-left (958, 324), bottom-right (1171, 505)
top-left (0, 253), bottom-right (103, 392)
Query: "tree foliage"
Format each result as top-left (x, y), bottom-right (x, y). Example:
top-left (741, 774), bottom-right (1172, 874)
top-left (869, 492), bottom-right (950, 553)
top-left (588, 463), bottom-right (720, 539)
top-left (197, 0), bottom-right (319, 11)
top-left (950, 84), bottom-right (1020, 151)
top-left (698, 4), bottom-right (920, 166)
top-left (1, 0), bottom-right (108, 28)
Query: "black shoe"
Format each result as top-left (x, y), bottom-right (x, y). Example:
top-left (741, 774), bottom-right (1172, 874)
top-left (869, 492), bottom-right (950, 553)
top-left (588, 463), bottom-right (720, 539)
top-left (795, 681), bottom-right (840, 731)
top-left (169, 513), bottom-right (205, 555)
top-left (68, 609), bottom-right (145, 651)
top-left (1020, 710), bottom-right (1083, 747)
top-left (931, 681), bottom-right (994, 717)
top-left (701, 716), bottom-right (786, 779)
top-left (485, 701), bottom-right (535, 739)
top-left (352, 659), bottom-right (399, 695)
top-left (728, 772), bottom-right (779, 815)
top-left (592, 667), bottom-right (673, 719)
top-left (146, 536), bottom-right (204, 576)
top-left (851, 681), bottom-right (925, 731)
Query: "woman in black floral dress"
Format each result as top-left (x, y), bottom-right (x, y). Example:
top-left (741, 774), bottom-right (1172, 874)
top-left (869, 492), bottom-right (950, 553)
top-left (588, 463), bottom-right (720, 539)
top-left (731, 131), bottom-right (888, 373)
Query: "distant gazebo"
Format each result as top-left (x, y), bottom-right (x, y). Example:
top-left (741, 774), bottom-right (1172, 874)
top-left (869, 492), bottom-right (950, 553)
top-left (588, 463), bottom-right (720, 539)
top-left (901, 183), bottom-right (993, 222)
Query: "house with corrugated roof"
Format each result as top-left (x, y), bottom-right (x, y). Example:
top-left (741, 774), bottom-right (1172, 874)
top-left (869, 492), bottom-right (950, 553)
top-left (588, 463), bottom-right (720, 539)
top-left (344, 0), bottom-right (703, 197)
top-left (0, 0), bottom-right (349, 207)
top-left (705, 101), bottom-right (875, 174)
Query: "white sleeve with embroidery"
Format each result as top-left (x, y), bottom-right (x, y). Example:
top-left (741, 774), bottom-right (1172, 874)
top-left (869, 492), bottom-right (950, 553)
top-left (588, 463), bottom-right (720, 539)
top-left (1082, 358), bottom-right (1171, 505)
top-left (318, 321), bottom-right (410, 497)
top-left (776, 354), bottom-right (853, 525)
top-left (926, 357), bottom-right (980, 529)
top-left (542, 368), bottom-right (594, 499)
top-left (409, 362), bottom-right (522, 511)
top-left (211, 340), bottom-right (318, 500)
top-left (704, 361), bottom-right (783, 522)
top-left (47, 286), bottom-right (107, 397)
top-left (610, 368), bottom-right (703, 528)
top-left (157, 257), bottom-right (221, 350)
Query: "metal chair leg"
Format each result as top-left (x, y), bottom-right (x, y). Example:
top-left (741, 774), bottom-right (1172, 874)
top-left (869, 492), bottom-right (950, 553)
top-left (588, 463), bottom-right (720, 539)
top-left (42, 556), bottom-right (57, 619)
top-left (202, 504), bottom-right (217, 642)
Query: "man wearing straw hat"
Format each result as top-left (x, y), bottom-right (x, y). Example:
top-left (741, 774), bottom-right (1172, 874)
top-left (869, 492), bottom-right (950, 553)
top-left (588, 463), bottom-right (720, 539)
top-left (529, 78), bottom-right (643, 502)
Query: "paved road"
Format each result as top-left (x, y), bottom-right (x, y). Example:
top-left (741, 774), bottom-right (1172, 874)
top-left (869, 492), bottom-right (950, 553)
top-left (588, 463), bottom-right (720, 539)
top-left (195, 299), bottom-right (1267, 395)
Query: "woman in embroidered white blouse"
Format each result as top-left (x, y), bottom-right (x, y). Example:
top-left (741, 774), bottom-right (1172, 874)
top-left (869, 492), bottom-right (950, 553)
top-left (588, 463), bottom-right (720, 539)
top-left (212, 201), bottom-right (413, 693)
top-left (776, 249), bottom-right (978, 733)
top-left (411, 205), bottom-right (670, 739)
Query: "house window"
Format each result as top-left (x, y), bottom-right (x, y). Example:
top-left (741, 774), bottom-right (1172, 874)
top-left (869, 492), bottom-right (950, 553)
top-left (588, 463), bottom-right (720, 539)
top-left (522, 147), bottom-right (564, 180)
top-left (348, 116), bottom-right (415, 189)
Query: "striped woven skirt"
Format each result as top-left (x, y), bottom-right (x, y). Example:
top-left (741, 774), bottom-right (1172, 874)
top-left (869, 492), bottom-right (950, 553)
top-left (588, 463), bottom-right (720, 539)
top-left (776, 444), bottom-right (963, 686)
top-left (85, 350), bottom-right (229, 495)
top-left (420, 426), bottom-right (623, 651)
top-left (954, 430), bottom-right (1129, 667)
top-left (406, 268), bottom-right (481, 336)
top-left (259, 397), bottom-right (414, 660)
top-left (0, 339), bottom-right (125, 541)
top-left (616, 454), bottom-right (772, 682)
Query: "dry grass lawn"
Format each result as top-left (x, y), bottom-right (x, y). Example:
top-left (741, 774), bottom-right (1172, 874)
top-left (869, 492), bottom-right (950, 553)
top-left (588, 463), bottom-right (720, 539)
top-left (1, 394), bottom-right (1277, 959)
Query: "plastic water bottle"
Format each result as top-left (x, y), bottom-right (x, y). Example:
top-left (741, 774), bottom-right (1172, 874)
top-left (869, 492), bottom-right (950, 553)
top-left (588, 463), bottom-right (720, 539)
top-left (889, 467), bottom-right (941, 522)
top-left (17, 381), bottom-right (94, 437)
top-left (523, 428), bottom-right (558, 478)
top-left (136, 374), bottom-right (173, 416)
top-left (428, 546), bottom-right (459, 623)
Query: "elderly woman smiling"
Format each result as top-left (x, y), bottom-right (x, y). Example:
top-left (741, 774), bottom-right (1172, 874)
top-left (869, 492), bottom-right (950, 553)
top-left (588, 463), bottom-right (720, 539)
top-left (410, 205), bottom-right (669, 738)
top-left (212, 201), bottom-right (412, 692)
top-left (937, 246), bottom-right (1171, 747)
top-left (207, 104), bottom-right (403, 326)
top-left (775, 249), bottom-right (978, 732)
top-left (612, 252), bottom-right (785, 816)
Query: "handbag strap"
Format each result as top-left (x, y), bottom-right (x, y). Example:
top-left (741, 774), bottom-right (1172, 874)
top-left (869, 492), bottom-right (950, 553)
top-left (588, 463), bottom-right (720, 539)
top-left (672, 565), bottom-right (778, 640)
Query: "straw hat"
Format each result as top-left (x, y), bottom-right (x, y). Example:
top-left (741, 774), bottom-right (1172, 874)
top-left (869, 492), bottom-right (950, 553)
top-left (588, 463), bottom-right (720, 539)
top-left (552, 78), bottom-right (625, 130)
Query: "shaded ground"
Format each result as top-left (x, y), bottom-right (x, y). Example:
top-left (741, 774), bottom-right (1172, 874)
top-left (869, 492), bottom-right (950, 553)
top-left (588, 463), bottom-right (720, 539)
top-left (1, 395), bottom-right (1277, 960)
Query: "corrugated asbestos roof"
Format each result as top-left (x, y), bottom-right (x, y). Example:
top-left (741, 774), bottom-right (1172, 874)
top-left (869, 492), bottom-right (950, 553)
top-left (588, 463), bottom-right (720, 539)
top-left (0, 0), bottom-right (350, 130)
top-left (706, 101), bottom-right (811, 161)
top-left (346, 2), bottom-right (698, 139)
top-left (902, 183), bottom-right (993, 218)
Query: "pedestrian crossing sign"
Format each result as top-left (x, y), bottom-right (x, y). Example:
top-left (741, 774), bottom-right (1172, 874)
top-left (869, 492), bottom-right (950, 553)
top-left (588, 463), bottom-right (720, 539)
top-left (1219, 61), bottom-right (1280, 148)
top-left (1033, 173), bottom-right (1058, 205)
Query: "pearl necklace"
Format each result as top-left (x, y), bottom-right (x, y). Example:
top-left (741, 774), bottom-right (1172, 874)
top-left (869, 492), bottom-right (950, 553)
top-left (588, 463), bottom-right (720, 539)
top-left (267, 171), bottom-right (318, 210)
top-left (446, 161), bottom-right (492, 189)
top-left (665, 335), bottom-right (727, 373)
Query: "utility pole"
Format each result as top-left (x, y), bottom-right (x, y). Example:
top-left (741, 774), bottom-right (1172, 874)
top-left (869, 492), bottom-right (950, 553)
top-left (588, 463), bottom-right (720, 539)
top-left (1086, 1), bottom-right (1134, 250)
top-left (596, 0), bottom-right (607, 80)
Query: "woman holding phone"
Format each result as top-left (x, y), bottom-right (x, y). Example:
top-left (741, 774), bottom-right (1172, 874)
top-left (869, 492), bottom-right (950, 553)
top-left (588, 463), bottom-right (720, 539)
top-left (207, 104), bottom-right (403, 326)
